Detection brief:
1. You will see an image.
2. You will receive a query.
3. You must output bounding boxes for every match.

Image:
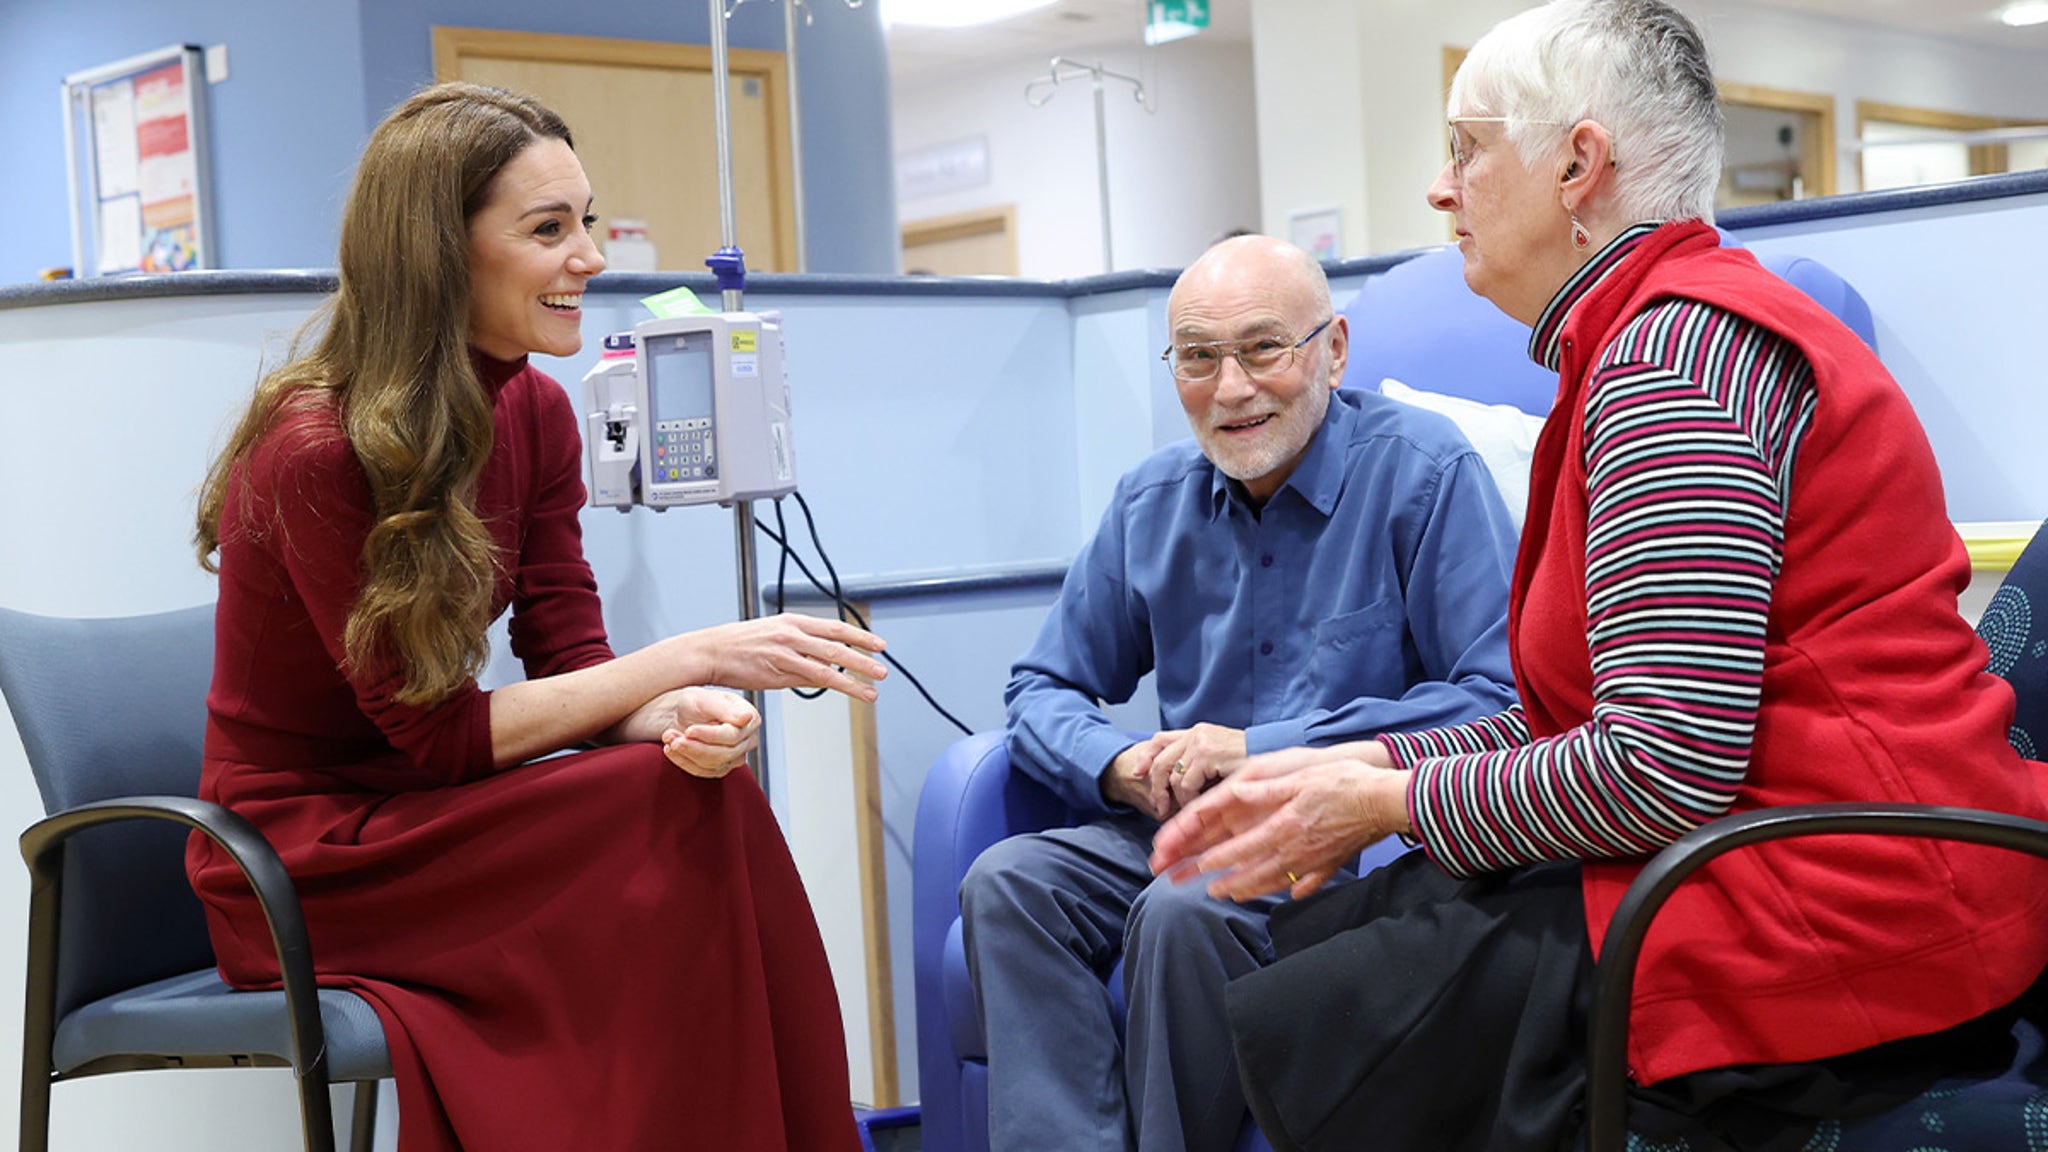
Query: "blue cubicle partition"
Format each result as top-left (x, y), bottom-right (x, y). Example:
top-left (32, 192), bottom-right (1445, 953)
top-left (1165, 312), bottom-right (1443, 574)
top-left (2, 169), bottom-right (2045, 1127)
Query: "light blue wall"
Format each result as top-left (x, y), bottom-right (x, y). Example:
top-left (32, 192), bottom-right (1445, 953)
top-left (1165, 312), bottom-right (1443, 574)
top-left (0, 0), bottom-right (369, 281)
top-left (1734, 189), bottom-right (2048, 524)
top-left (0, 0), bottom-right (897, 286)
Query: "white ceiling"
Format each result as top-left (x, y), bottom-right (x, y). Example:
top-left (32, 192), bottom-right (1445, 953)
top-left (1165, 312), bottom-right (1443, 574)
top-left (884, 0), bottom-right (2047, 88)
top-left (1737, 0), bottom-right (2038, 42)
top-left (885, 0), bottom-right (1251, 87)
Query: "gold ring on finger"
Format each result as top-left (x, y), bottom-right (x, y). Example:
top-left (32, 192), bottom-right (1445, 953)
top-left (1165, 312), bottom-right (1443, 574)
top-left (1172, 760), bottom-right (1188, 774)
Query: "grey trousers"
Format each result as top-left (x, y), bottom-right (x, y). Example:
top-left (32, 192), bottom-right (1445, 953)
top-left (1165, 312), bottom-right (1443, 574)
top-left (959, 814), bottom-right (1287, 1152)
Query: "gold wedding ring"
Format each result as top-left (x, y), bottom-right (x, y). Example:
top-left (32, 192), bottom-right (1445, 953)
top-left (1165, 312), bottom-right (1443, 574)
top-left (1172, 759), bottom-right (1188, 774)
top-left (1286, 870), bottom-right (1301, 885)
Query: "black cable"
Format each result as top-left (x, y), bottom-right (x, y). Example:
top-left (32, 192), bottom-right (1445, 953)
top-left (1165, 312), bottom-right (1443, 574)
top-left (773, 499), bottom-right (828, 701)
top-left (755, 509), bottom-right (972, 735)
top-left (773, 499), bottom-right (791, 615)
top-left (755, 496), bottom-right (976, 737)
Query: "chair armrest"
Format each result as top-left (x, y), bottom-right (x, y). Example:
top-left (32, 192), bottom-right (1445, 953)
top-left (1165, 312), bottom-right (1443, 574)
top-left (912, 731), bottom-right (1083, 970)
top-left (1586, 802), bottom-right (2048, 1152)
top-left (912, 731), bottom-right (1085, 1152)
top-left (916, 733), bottom-right (1079, 895)
top-left (19, 795), bottom-right (333, 1087)
top-left (912, 730), bottom-right (1080, 1020)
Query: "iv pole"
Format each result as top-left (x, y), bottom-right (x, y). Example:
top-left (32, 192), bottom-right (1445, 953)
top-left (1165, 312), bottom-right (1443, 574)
top-left (1025, 58), bottom-right (1152, 274)
top-left (708, 0), bottom-right (864, 801)
top-left (703, 0), bottom-right (774, 802)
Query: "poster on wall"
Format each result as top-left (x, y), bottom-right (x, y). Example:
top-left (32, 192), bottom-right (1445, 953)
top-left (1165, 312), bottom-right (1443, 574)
top-left (63, 45), bottom-right (215, 277)
top-left (1288, 207), bottom-right (1343, 263)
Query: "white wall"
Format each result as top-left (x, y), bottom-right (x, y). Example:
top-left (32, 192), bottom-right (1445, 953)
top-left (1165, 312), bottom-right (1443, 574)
top-left (1249, 0), bottom-right (1373, 260)
top-left (892, 37), bottom-right (1261, 278)
top-left (1251, 0), bottom-right (2048, 256)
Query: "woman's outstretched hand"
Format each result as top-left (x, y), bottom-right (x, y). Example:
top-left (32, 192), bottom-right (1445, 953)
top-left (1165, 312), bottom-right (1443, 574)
top-left (689, 613), bottom-right (888, 702)
top-left (1149, 740), bottom-right (1410, 901)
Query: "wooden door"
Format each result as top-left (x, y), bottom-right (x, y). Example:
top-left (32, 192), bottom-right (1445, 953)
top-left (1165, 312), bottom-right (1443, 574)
top-left (1857, 101), bottom-right (2012, 193)
top-left (434, 27), bottom-right (797, 273)
top-left (1718, 82), bottom-right (1835, 208)
top-left (901, 206), bottom-right (1018, 276)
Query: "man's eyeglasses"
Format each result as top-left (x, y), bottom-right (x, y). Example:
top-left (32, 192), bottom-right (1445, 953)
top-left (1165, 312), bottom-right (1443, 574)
top-left (1446, 115), bottom-right (1570, 176)
top-left (1162, 318), bottom-right (1333, 383)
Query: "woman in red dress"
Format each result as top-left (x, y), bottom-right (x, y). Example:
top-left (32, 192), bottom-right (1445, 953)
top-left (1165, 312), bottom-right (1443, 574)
top-left (188, 81), bottom-right (879, 1151)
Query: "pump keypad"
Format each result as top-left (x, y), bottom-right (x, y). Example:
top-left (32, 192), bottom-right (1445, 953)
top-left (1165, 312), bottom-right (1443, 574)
top-left (654, 418), bottom-right (717, 482)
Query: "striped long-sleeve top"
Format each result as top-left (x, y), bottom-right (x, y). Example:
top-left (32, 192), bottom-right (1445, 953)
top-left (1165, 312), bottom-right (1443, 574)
top-left (1382, 225), bottom-right (1820, 877)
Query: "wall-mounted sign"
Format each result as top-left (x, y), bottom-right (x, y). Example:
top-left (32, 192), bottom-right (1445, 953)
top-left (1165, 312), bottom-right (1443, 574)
top-left (1145, 0), bottom-right (1210, 45)
top-left (63, 44), bottom-right (216, 276)
top-left (896, 135), bottom-right (992, 203)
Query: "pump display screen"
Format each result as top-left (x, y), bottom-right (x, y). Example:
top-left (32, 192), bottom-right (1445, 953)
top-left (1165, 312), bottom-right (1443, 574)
top-left (646, 333), bottom-right (715, 423)
top-left (644, 331), bottom-right (718, 484)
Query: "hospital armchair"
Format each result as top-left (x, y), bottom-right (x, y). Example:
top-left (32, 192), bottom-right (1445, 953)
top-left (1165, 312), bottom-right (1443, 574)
top-left (911, 732), bottom-right (1410, 1152)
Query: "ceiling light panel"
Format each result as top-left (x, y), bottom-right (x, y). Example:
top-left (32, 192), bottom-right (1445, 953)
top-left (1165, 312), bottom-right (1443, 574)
top-left (882, 0), bottom-right (1061, 29)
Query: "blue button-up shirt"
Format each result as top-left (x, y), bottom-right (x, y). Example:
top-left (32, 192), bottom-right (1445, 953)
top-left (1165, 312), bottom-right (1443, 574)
top-left (1005, 387), bottom-right (1520, 815)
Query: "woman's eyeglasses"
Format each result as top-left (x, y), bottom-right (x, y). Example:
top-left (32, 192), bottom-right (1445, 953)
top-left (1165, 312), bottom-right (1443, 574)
top-left (1446, 116), bottom-right (1572, 175)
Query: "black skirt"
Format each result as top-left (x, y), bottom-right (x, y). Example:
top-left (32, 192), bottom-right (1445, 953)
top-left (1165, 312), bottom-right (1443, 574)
top-left (1225, 850), bottom-right (2021, 1152)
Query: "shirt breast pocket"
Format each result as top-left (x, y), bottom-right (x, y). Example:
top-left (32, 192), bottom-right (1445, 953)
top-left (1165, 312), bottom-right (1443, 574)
top-left (1308, 598), bottom-right (1409, 702)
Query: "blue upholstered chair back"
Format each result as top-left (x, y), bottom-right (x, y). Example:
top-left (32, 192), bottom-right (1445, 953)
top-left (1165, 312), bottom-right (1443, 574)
top-left (1337, 241), bottom-right (1879, 418)
top-left (1339, 245), bottom-right (1560, 414)
top-left (0, 604), bottom-right (219, 1019)
top-left (1978, 529), bottom-right (2048, 760)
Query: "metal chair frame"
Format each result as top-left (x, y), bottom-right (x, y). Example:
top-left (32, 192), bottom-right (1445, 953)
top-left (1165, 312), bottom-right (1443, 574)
top-left (1586, 802), bottom-right (2048, 1152)
top-left (3, 605), bottom-right (382, 1152)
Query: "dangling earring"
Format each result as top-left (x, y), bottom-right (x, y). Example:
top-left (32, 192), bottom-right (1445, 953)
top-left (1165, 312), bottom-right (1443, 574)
top-left (1570, 214), bottom-right (1592, 250)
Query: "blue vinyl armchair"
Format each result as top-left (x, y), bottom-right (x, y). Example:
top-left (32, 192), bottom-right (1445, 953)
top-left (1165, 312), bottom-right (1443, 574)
top-left (912, 731), bottom-right (1074, 1152)
top-left (911, 734), bottom-right (1408, 1152)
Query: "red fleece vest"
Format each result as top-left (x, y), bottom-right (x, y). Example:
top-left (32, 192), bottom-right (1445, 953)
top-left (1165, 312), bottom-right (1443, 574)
top-left (1516, 220), bottom-right (2048, 1083)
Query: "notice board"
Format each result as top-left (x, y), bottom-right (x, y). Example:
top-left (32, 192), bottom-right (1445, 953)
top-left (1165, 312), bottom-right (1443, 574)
top-left (63, 44), bottom-right (215, 276)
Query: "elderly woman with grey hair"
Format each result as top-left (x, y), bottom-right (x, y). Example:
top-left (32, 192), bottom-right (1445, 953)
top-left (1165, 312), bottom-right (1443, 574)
top-left (1150, 2), bottom-right (2048, 1150)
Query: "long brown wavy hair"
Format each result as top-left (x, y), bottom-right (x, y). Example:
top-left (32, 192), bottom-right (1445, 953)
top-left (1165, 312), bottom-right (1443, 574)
top-left (195, 82), bottom-right (574, 706)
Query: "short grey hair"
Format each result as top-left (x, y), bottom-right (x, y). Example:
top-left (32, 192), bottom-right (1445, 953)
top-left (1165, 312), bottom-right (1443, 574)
top-left (1449, 0), bottom-right (1724, 224)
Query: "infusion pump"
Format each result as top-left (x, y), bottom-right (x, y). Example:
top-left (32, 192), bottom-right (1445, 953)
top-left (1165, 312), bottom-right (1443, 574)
top-left (583, 311), bottom-right (797, 510)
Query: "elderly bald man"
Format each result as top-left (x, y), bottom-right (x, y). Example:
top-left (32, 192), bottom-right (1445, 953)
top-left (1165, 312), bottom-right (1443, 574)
top-left (959, 234), bottom-right (1520, 1152)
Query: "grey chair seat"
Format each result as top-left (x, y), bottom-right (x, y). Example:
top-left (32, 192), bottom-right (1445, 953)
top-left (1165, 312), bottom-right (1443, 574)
top-left (54, 968), bottom-right (392, 1082)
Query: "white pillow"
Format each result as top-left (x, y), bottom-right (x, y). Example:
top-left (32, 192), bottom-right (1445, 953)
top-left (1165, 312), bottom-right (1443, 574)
top-left (1379, 377), bottom-right (1545, 532)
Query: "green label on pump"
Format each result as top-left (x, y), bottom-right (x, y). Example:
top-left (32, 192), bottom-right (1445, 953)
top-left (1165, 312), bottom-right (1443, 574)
top-left (641, 285), bottom-right (713, 318)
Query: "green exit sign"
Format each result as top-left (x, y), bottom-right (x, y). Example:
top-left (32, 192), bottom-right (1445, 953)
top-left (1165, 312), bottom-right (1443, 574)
top-left (1145, 0), bottom-right (1210, 45)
